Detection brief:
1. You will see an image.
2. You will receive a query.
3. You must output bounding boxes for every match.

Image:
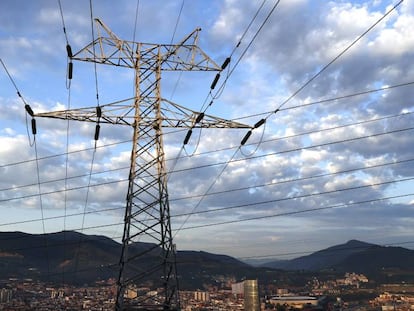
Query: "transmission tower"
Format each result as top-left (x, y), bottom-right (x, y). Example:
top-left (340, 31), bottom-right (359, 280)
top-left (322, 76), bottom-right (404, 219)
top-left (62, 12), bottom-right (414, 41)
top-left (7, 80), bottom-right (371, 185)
top-left (35, 19), bottom-right (250, 310)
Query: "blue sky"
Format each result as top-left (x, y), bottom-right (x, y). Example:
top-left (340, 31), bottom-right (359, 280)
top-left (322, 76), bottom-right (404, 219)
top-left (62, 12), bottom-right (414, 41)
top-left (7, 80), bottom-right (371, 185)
top-left (1, 0), bottom-right (414, 260)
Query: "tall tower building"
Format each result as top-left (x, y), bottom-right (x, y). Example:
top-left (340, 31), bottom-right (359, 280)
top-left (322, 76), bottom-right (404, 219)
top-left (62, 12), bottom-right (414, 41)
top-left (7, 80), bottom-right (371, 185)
top-left (244, 280), bottom-right (260, 311)
top-left (0, 288), bottom-right (12, 303)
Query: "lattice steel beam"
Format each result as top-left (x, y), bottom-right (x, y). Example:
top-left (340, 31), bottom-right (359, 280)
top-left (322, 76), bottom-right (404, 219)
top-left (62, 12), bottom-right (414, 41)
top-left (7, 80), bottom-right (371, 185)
top-left (34, 19), bottom-right (250, 311)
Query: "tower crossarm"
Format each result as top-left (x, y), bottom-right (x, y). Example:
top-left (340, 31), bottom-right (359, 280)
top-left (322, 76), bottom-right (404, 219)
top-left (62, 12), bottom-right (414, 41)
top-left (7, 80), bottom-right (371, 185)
top-left (162, 99), bottom-right (251, 129)
top-left (72, 18), bottom-right (221, 71)
top-left (34, 98), bottom-right (251, 129)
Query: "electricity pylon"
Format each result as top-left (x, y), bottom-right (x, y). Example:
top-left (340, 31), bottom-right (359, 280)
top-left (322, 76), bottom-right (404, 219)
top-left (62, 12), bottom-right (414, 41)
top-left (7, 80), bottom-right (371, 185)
top-left (35, 19), bottom-right (250, 310)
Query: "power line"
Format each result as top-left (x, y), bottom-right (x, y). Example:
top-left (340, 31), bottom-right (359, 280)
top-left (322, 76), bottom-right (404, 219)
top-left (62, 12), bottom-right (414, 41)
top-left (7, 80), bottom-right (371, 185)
top-left (177, 192), bottom-right (414, 231)
top-left (33, 136), bottom-right (51, 279)
top-left (212, 0), bottom-right (281, 103)
top-left (2, 192), bottom-right (411, 240)
top-left (173, 126), bottom-right (414, 175)
top-left (238, 240), bottom-right (414, 260)
top-left (132, 0), bottom-right (140, 43)
top-left (4, 52), bottom-right (409, 173)
top-left (1, 156), bottom-right (412, 229)
top-left (0, 178), bottom-right (128, 202)
top-left (169, 157), bottom-right (414, 202)
top-left (6, 127), bottom-right (414, 202)
top-left (2, 125), bottom-right (413, 203)
top-left (4, 152), bottom-right (411, 203)
top-left (179, 0), bottom-right (276, 155)
top-left (229, 0), bottom-right (268, 59)
top-left (1, 228), bottom-right (413, 261)
top-left (1, 81), bottom-right (411, 172)
top-left (233, 81), bottom-right (414, 122)
top-left (0, 59), bottom-right (28, 106)
top-left (0, 206), bottom-right (124, 228)
top-left (170, 0), bottom-right (185, 44)
top-left (0, 232), bottom-right (413, 281)
top-left (57, 0), bottom-right (73, 284)
top-left (0, 165), bottom-right (130, 193)
top-left (1, 190), bottom-right (412, 250)
top-left (1, 109), bottom-right (411, 189)
top-left (171, 176), bottom-right (414, 218)
top-left (0, 138), bottom-right (131, 169)
top-left (0, 228), bottom-right (412, 286)
top-left (241, 0), bottom-right (405, 148)
top-left (0, 125), bottom-right (185, 169)
top-left (171, 28), bottom-right (414, 231)
top-left (0, 58), bottom-right (35, 146)
top-left (173, 146), bottom-right (240, 238)
top-left (0, 232), bottom-right (394, 259)
top-left (0, 57), bottom-right (51, 277)
top-left (167, 0), bottom-right (186, 101)
top-left (173, 120), bottom-right (414, 236)
top-left (271, 0), bottom-right (404, 115)
top-left (57, 0), bottom-right (70, 45)
top-left (201, 0), bottom-right (280, 112)
top-left (194, 0), bottom-right (405, 147)
top-left (70, 0), bottom-right (104, 281)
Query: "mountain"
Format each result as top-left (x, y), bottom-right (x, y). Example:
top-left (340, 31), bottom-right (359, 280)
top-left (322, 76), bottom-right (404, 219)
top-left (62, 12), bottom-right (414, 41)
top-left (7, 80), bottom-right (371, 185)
top-left (260, 240), bottom-right (414, 275)
top-left (0, 231), bottom-right (122, 284)
top-left (336, 245), bottom-right (414, 273)
top-left (261, 240), bottom-right (374, 270)
top-left (0, 231), bottom-right (250, 288)
top-left (1, 232), bottom-right (414, 288)
top-left (176, 250), bottom-right (252, 288)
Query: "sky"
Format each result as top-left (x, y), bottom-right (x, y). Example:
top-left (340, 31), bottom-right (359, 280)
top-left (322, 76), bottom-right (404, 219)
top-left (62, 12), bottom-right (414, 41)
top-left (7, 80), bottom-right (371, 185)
top-left (0, 0), bottom-right (413, 260)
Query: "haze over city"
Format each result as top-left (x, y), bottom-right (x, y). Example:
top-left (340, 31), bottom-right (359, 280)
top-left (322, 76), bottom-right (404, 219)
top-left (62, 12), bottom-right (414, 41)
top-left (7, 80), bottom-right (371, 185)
top-left (1, 0), bottom-right (413, 261)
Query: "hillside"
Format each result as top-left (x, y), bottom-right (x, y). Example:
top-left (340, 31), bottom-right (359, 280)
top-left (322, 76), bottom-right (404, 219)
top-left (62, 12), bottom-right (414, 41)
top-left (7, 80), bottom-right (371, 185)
top-left (0, 231), bottom-right (251, 288)
top-left (261, 240), bottom-right (414, 276)
top-left (0, 231), bottom-right (122, 284)
top-left (1, 232), bottom-right (414, 288)
top-left (261, 240), bottom-right (374, 270)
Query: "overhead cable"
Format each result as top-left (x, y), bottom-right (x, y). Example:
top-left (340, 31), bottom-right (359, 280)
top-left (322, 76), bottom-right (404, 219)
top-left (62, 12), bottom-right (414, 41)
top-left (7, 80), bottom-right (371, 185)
top-left (177, 192), bottom-right (414, 231)
top-left (239, 0), bottom-right (405, 146)
top-left (182, 0), bottom-right (277, 151)
top-left (239, 240), bottom-right (414, 260)
top-left (171, 176), bottom-right (414, 218)
top-left (233, 81), bottom-right (414, 122)
top-left (0, 58), bottom-right (35, 146)
top-left (169, 157), bottom-right (414, 202)
top-left (1, 155), bottom-right (413, 221)
top-left (0, 119), bottom-right (412, 193)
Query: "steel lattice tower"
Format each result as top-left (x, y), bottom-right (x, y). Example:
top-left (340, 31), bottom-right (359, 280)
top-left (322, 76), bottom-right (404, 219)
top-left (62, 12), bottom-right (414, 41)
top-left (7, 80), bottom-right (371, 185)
top-left (35, 19), bottom-right (250, 310)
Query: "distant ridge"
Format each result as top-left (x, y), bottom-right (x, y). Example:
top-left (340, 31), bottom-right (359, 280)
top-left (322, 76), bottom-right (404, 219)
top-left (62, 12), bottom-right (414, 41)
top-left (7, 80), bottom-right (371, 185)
top-left (1, 231), bottom-right (414, 287)
top-left (259, 239), bottom-right (373, 270)
top-left (0, 231), bottom-right (249, 288)
top-left (0, 230), bottom-right (121, 284)
top-left (260, 239), bottom-right (414, 273)
top-left (336, 244), bottom-right (414, 273)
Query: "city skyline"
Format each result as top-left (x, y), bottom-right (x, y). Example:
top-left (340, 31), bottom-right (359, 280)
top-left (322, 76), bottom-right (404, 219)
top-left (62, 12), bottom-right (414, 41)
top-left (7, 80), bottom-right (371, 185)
top-left (1, 0), bottom-right (413, 259)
